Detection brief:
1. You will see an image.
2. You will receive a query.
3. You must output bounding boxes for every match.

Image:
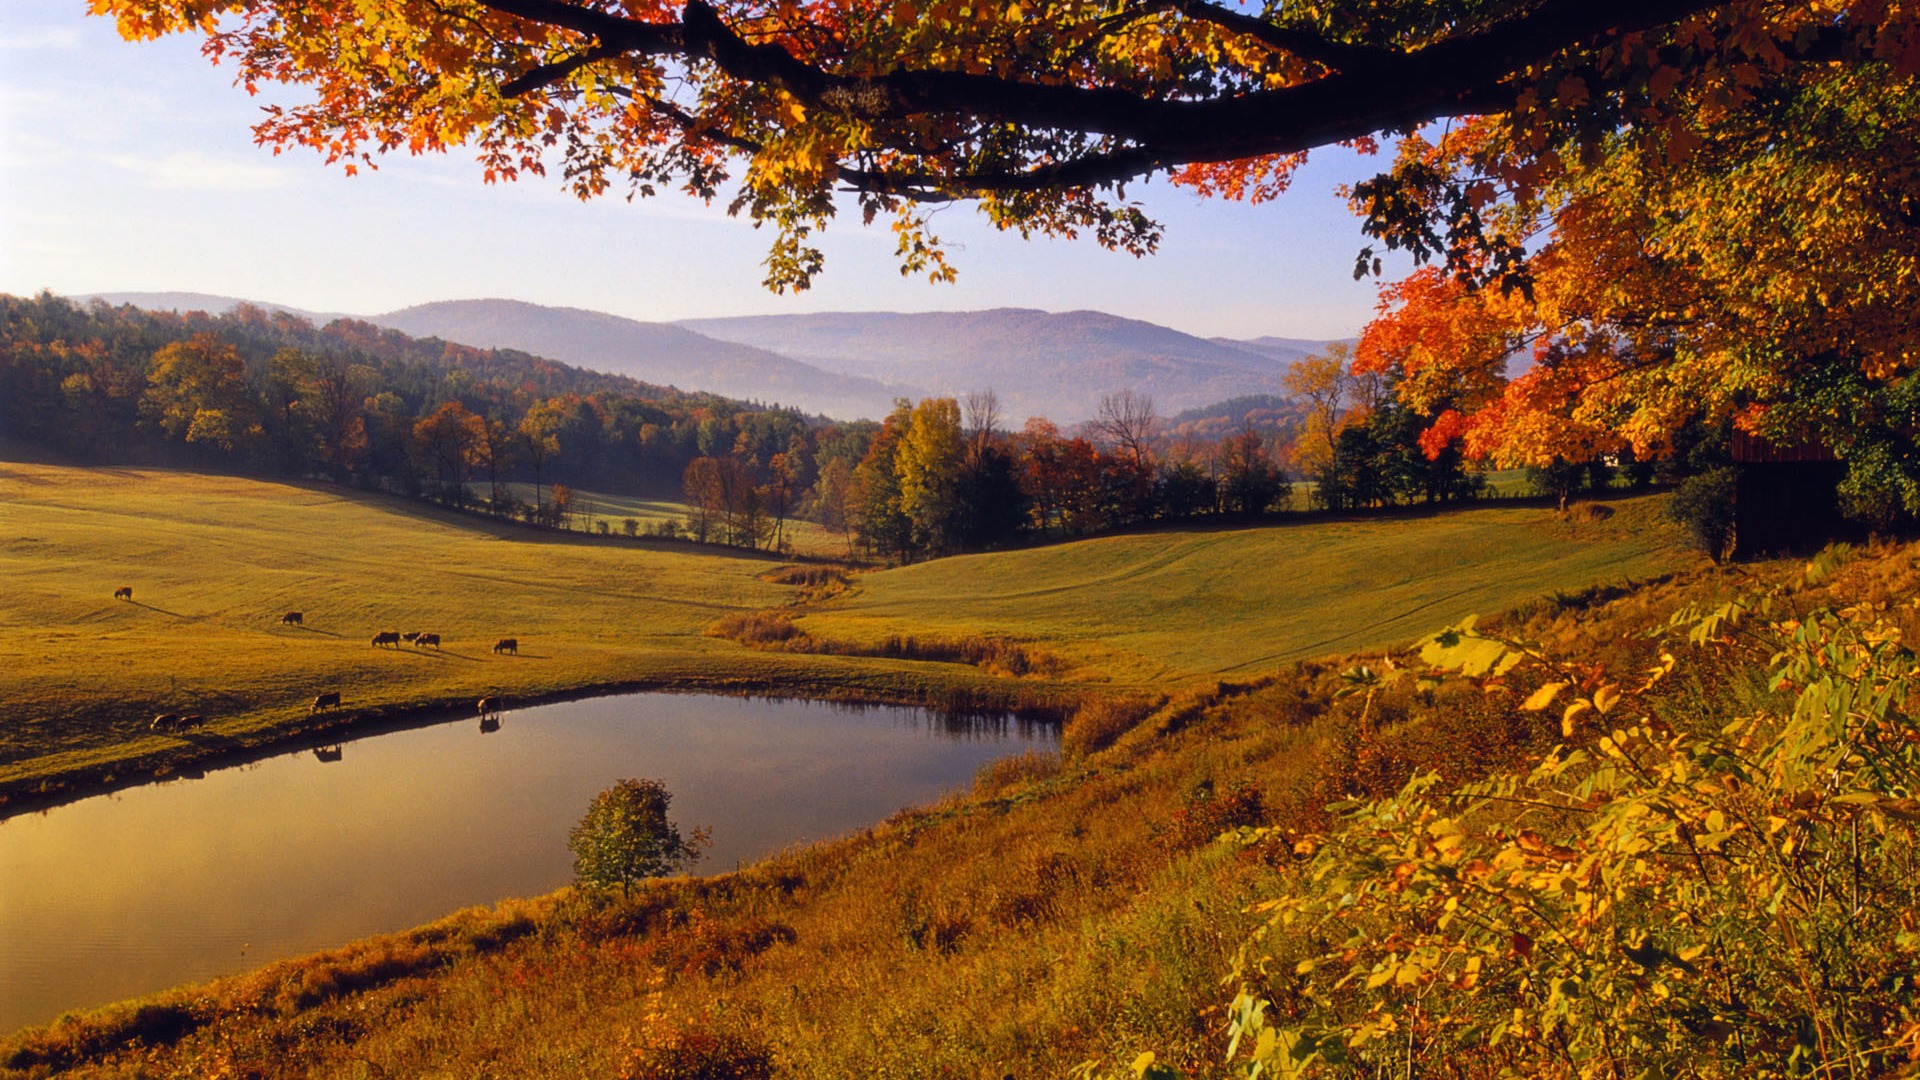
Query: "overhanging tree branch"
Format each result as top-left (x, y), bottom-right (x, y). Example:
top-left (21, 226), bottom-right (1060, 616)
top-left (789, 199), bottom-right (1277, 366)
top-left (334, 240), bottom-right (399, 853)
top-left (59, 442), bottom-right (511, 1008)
top-left (481, 0), bottom-right (1728, 195)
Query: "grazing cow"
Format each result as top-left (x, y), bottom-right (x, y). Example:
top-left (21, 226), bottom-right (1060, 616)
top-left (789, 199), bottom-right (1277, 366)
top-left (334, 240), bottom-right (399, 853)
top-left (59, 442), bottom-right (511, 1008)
top-left (477, 695), bottom-right (500, 717)
top-left (149, 712), bottom-right (181, 732)
top-left (372, 631), bottom-right (402, 648)
top-left (176, 714), bottom-right (206, 731)
top-left (114, 586), bottom-right (133, 600)
top-left (415, 632), bottom-right (441, 649)
top-left (492, 638), bottom-right (518, 655)
top-left (312, 691), bottom-right (342, 713)
top-left (402, 631), bottom-right (422, 644)
top-left (281, 611), bottom-right (303, 626)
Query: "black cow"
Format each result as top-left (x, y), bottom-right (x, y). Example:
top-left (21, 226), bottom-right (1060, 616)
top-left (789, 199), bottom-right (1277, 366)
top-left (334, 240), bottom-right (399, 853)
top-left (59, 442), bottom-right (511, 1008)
top-left (149, 712), bottom-right (180, 732)
top-left (372, 631), bottom-right (402, 648)
top-left (492, 638), bottom-right (518, 655)
top-left (281, 611), bottom-right (303, 626)
top-left (415, 632), bottom-right (441, 649)
top-left (312, 691), bottom-right (342, 713)
top-left (114, 586), bottom-right (133, 600)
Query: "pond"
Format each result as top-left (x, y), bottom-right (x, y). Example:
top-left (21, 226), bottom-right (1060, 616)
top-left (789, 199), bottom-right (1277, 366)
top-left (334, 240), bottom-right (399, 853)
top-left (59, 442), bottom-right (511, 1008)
top-left (0, 692), bottom-right (1056, 1034)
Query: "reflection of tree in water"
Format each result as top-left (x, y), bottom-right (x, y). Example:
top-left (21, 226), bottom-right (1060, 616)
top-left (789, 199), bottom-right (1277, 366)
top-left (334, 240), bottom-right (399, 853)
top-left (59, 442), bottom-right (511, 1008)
top-left (742, 696), bottom-right (1059, 743)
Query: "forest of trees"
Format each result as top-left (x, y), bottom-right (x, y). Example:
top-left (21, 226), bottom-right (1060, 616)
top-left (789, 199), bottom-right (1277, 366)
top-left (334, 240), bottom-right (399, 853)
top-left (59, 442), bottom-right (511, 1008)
top-left (2, 292), bottom-right (1541, 564)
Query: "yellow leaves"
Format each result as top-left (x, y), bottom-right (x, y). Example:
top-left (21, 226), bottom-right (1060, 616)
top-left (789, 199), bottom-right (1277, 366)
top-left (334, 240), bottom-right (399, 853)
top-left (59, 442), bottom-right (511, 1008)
top-left (1561, 698), bottom-right (1591, 738)
top-left (1593, 683), bottom-right (1622, 714)
top-left (1522, 681), bottom-right (1569, 711)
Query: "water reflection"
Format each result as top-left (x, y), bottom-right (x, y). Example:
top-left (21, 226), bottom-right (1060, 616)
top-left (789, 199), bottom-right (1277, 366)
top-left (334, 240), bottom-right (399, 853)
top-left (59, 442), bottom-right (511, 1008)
top-left (0, 692), bottom-right (1055, 1035)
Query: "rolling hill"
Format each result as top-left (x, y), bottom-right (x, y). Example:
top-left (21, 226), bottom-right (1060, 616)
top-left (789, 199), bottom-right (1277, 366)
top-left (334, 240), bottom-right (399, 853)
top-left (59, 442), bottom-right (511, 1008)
top-left (371, 299), bottom-right (912, 419)
top-left (680, 308), bottom-right (1339, 421)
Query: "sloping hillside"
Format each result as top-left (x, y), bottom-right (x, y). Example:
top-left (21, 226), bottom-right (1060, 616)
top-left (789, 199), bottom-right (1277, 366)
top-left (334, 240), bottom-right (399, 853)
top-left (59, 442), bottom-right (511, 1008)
top-left (799, 497), bottom-right (1690, 686)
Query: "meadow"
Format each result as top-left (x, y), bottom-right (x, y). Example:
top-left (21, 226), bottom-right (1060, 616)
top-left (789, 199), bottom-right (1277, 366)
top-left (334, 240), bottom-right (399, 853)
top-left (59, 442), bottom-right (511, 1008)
top-left (800, 497), bottom-right (1684, 686)
top-left (0, 463), bottom-right (1689, 808)
top-left (0, 463), bottom-right (958, 805)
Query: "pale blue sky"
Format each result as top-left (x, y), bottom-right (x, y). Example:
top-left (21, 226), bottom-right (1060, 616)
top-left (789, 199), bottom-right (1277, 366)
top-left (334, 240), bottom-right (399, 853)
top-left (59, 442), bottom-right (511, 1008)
top-left (0, 0), bottom-right (1394, 340)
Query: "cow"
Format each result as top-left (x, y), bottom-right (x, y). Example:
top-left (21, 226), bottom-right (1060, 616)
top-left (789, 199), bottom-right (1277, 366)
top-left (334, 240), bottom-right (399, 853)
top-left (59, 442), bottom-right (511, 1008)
top-left (415, 632), bottom-right (441, 649)
top-left (401, 631), bottom-right (422, 644)
top-left (176, 714), bottom-right (206, 731)
top-left (114, 586), bottom-right (133, 600)
top-left (281, 611), bottom-right (303, 626)
top-left (372, 631), bottom-right (402, 648)
top-left (477, 695), bottom-right (501, 717)
top-left (492, 638), bottom-right (518, 655)
top-left (149, 712), bottom-right (181, 732)
top-left (312, 691), bottom-right (342, 713)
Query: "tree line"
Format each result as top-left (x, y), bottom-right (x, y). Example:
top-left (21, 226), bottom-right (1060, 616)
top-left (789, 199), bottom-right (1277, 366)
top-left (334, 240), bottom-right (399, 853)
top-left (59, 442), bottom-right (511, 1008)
top-left (0, 293), bottom-right (856, 527)
top-left (4, 292), bottom-right (1516, 564)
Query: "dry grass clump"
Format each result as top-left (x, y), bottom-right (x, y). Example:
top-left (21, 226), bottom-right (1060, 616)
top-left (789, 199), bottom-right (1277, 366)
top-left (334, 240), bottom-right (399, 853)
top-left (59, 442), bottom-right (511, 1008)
top-left (973, 748), bottom-right (1063, 797)
top-left (705, 610), bottom-right (809, 648)
top-left (706, 611), bottom-right (1069, 680)
top-left (1062, 695), bottom-right (1163, 756)
top-left (869, 633), bottom-right (1067, 678)
top-left (758, 564), bottom-right (856, 602)
top-left (1564, 500), bottom-right (1616, 524)
top-left (620, 1028), bottom-right (776, 1080)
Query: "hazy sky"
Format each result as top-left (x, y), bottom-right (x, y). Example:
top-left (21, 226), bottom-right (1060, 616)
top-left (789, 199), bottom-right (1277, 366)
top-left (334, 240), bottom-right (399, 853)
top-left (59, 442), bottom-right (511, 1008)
top-left (0, 0), bottom-right (1397, 340)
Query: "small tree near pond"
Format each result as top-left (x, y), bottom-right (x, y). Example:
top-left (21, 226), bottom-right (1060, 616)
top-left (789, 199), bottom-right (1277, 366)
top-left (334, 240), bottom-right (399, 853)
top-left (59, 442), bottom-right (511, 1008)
top-left (568, 778), bottom-right (708, 899)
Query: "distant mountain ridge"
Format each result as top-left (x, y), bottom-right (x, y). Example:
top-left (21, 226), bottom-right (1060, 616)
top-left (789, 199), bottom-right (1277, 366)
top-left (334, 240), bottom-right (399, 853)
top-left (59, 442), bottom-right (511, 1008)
top-left (372, 300), bottom-right (912, 419)
top-left (82, 292), bottom-right (1348, 423)
top-left (681, 308), bottom-right (1340, 421)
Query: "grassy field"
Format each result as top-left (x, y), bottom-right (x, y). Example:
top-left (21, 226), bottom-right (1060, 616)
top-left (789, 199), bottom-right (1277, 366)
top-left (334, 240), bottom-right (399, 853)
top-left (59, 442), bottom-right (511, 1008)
top-left (472, 481), bottom-right (851, 558)
top-left (0, 464), bottom-right (968, 802)
top-left (802, 497), bottom-right (1689, 687)
top-left (0, 463), bottom-right (1690, 806)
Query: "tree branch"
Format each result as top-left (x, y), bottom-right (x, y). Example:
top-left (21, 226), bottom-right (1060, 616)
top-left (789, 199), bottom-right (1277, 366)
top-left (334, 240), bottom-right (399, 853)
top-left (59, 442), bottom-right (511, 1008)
top-left (481, 0), bottom-right (1729, 193)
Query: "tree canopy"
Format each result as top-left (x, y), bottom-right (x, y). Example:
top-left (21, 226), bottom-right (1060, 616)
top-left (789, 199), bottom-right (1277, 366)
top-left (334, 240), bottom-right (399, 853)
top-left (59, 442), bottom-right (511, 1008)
top-left (94, 0), bottom-right (1920, 509)
top-left (93, 0), bottom-right (1893, 287)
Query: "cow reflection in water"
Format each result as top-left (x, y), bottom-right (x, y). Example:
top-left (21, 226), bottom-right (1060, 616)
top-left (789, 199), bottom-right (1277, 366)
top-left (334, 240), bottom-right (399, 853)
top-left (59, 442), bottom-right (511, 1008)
top-left (312, 744), bottom-right (343, 763)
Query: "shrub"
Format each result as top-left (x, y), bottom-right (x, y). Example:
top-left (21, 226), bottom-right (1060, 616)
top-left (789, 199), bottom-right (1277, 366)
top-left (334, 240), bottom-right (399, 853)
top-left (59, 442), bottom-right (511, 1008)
top-left (568, 779), bottom-right (708, 899)
top-left (1163, 779), bottom-right (1267, 851)
top-left (1667, 466), bottom-right (1738, 561)
top-left (622, 517), bottom-right (640, 536)
top-left (1212, 596), bottom-right (1920, 1079)
top-left (706, 611), bottom-right (809, 648)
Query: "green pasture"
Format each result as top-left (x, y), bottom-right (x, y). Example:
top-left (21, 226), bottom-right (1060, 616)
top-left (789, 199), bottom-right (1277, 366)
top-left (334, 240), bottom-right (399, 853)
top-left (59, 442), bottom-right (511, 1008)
top-left (800, 496), bottom-right (1692, 686)
top-left (0, 463), bottom-right (1690, 800)
top-left (0, 464), bottom-right (913, 796)
top-left (469, 480), bottom-right (850, 558)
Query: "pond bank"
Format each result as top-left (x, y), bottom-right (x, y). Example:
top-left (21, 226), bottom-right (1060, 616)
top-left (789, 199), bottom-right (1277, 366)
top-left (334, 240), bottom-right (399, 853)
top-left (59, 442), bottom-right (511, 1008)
top-left (0, 672), bottom-right (1079, 822)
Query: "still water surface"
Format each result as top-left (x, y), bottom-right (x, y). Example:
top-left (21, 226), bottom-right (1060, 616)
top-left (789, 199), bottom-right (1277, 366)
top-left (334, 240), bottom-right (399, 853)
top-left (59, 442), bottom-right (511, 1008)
top-left (0, 692), bottom-right (1054, 1033)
